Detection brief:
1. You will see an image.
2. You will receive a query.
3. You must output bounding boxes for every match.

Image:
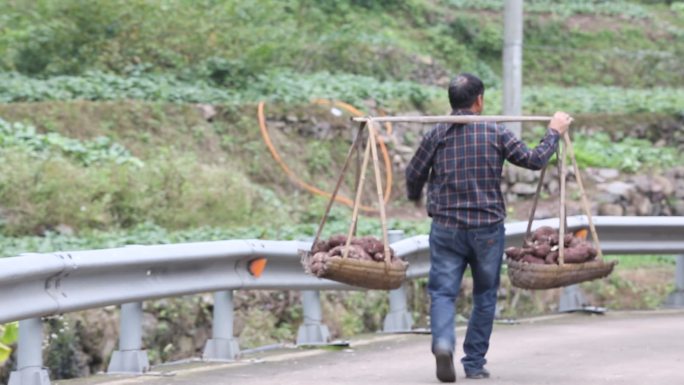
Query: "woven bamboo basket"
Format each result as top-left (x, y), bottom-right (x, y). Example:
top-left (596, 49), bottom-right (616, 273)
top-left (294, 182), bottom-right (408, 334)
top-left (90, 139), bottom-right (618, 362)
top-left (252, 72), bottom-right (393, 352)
top-left (507, 131), bottom-right (617, 290)
top-left (300, 250), bottom-right (408, 290)
top-left (302, 119), bottom-right (408, 290)
top-left (507, 259), bottom-right (617, 290)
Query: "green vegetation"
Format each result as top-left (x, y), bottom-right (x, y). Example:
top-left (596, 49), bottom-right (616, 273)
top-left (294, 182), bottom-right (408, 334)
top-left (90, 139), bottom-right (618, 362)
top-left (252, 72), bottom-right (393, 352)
top-left (0, 0), bottom-right (445, 82)
top-left (0, 118), bottom-right (142, 167)
top-left (611, 254), bottom-right (676, 269)
top-left (1, 0), bottom-right (682, 89)
top-left (2, 72), bottom-right (683, 115)
top-left (581, 267), bottom-right (676, 310)
top-left (520, 87), bottom-right (684, 115)
top-left (571, 132), bottom-right (680, 172)
top-left (0, 94), bottom-right (681, 238)
top-left (448, 0), bottom-right (653, 18)
top-left (0, 71), bottom-right (441, 109)
top-left (524, 127), bottom-right (684, 172)
top-left (0, 212), bottom-right (430, 258)
top-left (0, 147), bottom-right (280, 235)
top-left (0, 0), bottom-right (682, 340)
top-left (0, 323), bottom-right (18, 364)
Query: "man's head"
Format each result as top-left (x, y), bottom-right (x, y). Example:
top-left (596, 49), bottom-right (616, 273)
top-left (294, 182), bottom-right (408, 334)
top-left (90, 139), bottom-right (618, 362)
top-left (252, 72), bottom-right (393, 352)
top-left (448, 73), bottom-right (484, 114)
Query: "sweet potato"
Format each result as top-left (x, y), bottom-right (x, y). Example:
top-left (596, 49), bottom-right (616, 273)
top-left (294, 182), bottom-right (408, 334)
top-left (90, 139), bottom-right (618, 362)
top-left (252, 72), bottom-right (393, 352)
top-left (312, 240), bottom-right (330, 253)
top-left (545, 251), bottom-right (559, 264)
top-left (548, 233), bottom-right (574, 247)
top-left (310, 252), bottom-right (329, 276)
top-left (564, 234), bottom-right (574, 246)
top-left (533, 243), bottom-right (552, 259)
top-left (532, 226), bottom-right (556, 243)
top-left (574, 243), bottom-right (598, 262)
top-left (521, 254), bottom-right (545, 264)
top-left (327, 234), bottom-right (348, 248)
top-left (587, 245), bottom-right (598, 260)
top-left (353, 236), bottom-right (384, 255)
top-left (328, 245), bottom-right (372, 260)
top-left (306, 235), bottom-right (403, 277)
top-left (563, 244), bottom-right (593, 263)
top-left (549, 233), bottom-right (559, 246)
top-left (505, 247), bottom-right (524, 261)
top-left (567, 237), bottom-right (582, 248)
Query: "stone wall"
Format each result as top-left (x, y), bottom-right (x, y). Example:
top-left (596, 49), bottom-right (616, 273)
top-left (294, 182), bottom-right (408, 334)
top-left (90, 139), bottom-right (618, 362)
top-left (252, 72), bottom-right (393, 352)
top-left (500, 164), bottom-right (684, 218)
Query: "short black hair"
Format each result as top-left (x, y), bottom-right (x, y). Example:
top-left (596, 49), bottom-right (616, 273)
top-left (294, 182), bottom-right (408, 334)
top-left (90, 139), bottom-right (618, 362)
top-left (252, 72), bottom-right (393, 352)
top-left (448, 73), bottom-right (484, 110)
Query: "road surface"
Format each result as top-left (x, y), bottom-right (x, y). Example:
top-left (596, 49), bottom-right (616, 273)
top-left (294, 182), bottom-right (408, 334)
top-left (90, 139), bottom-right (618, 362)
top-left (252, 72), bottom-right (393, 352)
top-left (57, 310), bottom-right (684, 385)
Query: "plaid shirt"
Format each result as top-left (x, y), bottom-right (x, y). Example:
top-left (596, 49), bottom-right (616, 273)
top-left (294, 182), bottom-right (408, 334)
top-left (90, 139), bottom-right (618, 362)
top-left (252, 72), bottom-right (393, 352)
top-left (405, 110), bottom-right (560, 229)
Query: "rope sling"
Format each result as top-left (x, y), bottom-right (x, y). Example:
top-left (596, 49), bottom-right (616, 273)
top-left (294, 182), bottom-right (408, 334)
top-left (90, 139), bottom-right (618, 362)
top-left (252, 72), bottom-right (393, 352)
top-left (507, 132), bottom-right (617, 290)
top-left (300, 119), bottom-right (407, 290)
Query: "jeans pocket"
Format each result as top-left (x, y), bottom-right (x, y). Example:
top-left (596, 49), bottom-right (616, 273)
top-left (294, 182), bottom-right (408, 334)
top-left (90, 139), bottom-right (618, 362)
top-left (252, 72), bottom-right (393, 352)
top-left (472, 224), bottom-right (503, 249)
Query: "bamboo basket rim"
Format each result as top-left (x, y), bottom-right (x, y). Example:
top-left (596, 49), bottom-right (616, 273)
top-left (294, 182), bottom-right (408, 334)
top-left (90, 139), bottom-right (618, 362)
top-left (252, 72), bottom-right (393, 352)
top-left (507, 258), bottom-right (618, 271)
top-left (507, 258), bottom-right (618, 290)
top-left (300, 249), bottom-right (408, 290)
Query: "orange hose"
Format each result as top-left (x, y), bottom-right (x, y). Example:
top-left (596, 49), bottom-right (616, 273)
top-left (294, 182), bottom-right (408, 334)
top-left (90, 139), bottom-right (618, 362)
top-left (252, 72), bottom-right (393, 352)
top-left (311, 99), bottom-right (393, 203)
top-left (257, 100), bottom-right (394, 212)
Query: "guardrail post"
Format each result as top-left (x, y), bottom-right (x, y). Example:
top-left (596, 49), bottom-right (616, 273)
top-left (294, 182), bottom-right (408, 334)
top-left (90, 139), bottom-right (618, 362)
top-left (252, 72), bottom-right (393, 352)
top-left (665, 255), bottom-right (684, 308)
top-left (203, 290), bottom-right (240, 360)
top-left (107, 302), bottom-right (149, 374)
top-left (558, 284), bottom-right (589, 312)
top-left (558, 284), bottom-right (607, 313)
top-left (383, 230), bottom-right (413, 332)
top-left (8, 318), bottom-right (50, 385)
top-left (296, 290), bottom-right (330, 345)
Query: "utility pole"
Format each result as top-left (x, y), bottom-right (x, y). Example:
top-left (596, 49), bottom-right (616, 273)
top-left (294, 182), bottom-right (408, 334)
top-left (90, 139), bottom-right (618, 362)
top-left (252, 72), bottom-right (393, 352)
top-left (503, 0), bottom-right (523, 138)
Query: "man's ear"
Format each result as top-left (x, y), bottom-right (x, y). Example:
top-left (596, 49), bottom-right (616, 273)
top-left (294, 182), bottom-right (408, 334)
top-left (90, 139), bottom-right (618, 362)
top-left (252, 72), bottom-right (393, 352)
top-left (474, 94), bottom-right (484, 113)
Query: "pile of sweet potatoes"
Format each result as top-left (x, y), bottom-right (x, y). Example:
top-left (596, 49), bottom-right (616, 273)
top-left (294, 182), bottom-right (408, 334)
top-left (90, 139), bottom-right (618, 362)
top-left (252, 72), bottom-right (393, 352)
top-left (505, 226), bottom-right (597, 265)
top-left (306, 235), bottom-right (404, 276)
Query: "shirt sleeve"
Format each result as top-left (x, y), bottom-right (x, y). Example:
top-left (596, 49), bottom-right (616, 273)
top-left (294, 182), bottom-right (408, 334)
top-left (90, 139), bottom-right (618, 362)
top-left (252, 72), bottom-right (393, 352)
top-left (405, 129), bottom-right (438, 201)
top-left (500, 126), bottom-right (560, 170)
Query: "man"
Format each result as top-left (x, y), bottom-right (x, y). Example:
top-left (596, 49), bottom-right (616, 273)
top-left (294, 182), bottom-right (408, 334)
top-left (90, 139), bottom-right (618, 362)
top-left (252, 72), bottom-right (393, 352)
top-left (405, 73), bottom-right (571, 382)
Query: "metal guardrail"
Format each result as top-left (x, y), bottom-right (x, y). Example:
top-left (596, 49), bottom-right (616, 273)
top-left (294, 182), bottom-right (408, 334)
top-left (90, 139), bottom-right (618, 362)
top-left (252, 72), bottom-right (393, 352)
top-left (395, 215), bottom-right (684, 279)
top-left (2, 216), bottom-right (684, 385)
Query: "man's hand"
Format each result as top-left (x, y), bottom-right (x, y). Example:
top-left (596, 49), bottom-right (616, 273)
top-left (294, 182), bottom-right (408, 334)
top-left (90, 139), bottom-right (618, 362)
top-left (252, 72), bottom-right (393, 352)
top-left (548, 111), bottom-right (573, 135)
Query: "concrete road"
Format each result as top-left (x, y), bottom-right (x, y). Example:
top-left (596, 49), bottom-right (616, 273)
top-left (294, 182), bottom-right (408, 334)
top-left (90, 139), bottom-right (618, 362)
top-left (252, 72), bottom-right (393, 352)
top-left (58, 310), bottom-right (684, 385)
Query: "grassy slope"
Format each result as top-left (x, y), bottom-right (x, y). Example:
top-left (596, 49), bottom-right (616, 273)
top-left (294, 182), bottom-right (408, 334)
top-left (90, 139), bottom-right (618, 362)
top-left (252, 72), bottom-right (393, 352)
top-left (0, 0), bottom-right (682, 239)
top-left (1, 1), bottom-right (683, 88)
top-left (0, 100), bottom-right (408, 237)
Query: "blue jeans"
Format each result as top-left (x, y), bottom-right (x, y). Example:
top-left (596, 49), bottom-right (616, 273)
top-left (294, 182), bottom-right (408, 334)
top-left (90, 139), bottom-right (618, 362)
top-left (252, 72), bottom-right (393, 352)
top-left (428, 221), bottom-right (505, 373)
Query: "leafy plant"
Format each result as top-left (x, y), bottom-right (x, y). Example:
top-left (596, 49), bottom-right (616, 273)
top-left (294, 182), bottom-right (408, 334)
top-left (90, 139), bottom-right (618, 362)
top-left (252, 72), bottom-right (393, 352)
top-left (2, 72), bottom-right (684, 115)
top-left (524, 127), bottom-right (682, 172)
top-left (0, 145), bottom-right (273, 235)
top-left (2, 0), bottom-right (680, 90)
top-left (571, 132), bottom-right (680, 172)
top-left (0, 118), bottom-right (143, 167)
top-left (447, 0), bottom-right (652, 18)
top-left (0, 322), bottom-right (18, 364)
top-left (0, 213), bottom-right (432, 259)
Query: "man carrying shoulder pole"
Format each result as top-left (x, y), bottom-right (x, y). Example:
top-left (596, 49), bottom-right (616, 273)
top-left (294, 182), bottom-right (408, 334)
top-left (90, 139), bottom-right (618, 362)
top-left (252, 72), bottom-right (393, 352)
top-left (405, 73), bottom-right (572, 382)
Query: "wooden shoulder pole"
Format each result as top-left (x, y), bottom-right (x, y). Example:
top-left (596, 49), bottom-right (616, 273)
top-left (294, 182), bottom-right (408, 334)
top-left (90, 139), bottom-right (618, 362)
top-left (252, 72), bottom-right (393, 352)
top-left (352, 115), bottom-right (551, 124)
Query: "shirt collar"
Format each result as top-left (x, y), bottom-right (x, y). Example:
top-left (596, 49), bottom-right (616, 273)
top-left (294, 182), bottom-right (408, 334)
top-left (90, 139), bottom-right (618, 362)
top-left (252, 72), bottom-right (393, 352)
top-left (452, 109), bottom-right (476, 116)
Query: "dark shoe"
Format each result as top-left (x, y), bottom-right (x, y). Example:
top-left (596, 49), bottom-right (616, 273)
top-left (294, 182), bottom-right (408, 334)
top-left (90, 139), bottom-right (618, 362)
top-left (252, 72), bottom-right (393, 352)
top-left (434, 349), bottom-right (456, 383)
top-left (465, 368), bottom-right (490, 379)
